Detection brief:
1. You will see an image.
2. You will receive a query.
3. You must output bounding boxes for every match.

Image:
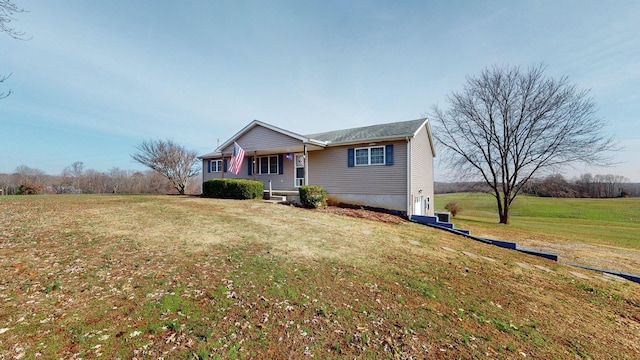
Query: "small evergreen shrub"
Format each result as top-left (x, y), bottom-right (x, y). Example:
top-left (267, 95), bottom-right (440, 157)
top-left (299, 185), bottom-right (328, 208)
top-left (203, 179), bottom-right (264, 199)
top-left (444, 200), bottom-right (461, 217)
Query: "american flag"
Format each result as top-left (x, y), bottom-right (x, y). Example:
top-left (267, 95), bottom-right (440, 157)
top-left (228, 142), bottom-right (245, 175)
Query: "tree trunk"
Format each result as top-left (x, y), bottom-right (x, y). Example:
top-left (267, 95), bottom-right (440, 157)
top-left (495, 193), bottom-right (510, 224)
top-left (499, 199), bottom-right (510, 224)
top-left (499, 208), bottom-right (509, 224)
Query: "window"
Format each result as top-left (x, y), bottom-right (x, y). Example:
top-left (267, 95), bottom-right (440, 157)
top-left (355, 148), bottom-right (368, 166)
top-left (354, 146), bottom-right (385, 166)
top-left (269, 155), bottom-right (278, 174)
top-left (348, 145), bottom-right (393, 167)
top-left (258, 155), bottom-right (279, 174)
top-left (370, 147), bottom-right (384, 165)
top-left (209, 160), bottom-right (222, 172)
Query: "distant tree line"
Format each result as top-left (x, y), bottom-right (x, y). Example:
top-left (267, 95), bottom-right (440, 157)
top-left (521, 173), bottom-right (636, 198)
top-left (435, 173), bottom-right (638, 198)
top-left (0, 162), bottom-right (202, 195)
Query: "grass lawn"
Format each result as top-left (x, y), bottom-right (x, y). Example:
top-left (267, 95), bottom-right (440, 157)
top-left (436, 193), bottom-right (640, 274)
top-left (1, 195), bottom-right (639, 359)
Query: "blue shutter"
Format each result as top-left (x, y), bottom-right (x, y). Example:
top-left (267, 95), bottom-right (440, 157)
top-left (248, 156), bottom-right (253, 176)
top-left (347, 148), bottom-right (354, 167)
top-left (385, 144), bottom-right (394, 166)
top-left (223, 159), bottom-right (228, 172)
top-left (278, 154), bottom-right (284, 175)
top-left (207, 160), bottom-right (211, 173)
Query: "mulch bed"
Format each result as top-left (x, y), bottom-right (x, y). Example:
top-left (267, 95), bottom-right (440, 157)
top-left (317, 206), bottom-right (407, 224)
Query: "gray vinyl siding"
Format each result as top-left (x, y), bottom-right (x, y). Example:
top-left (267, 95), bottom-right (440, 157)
top-left (202, 158), bottom-right (223, 183)
top-left (202, 156), bottom-right (295, 191)
top-left (410, 125), bottom-right (435, 215)
top-left (220, 126), bottom-right (302, 153)
top-left (308, 141), bottom-right (407, 195)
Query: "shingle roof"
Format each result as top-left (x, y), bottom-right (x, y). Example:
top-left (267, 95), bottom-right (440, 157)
top-left (306, 118), bottom-right (427, 144)
top-left (199, 118), bottom-right (431, 158)
top-left (197, 151), bottom-right (222, 159)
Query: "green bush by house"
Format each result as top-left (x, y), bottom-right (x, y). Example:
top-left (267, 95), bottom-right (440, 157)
top-left (299, 185), bottom-right (328, 208)
top-left (203, 179), bottom-right (264, 199)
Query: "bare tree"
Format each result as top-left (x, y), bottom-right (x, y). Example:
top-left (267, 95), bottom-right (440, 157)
top-left (592, 174), bottom-right (629, 198)
top-left (82, 169), bottom-right (110, 194)
top-left (62, 161), bottom-right (84, 190)
top-left (14, 165), bottom-right (46, 194)
top-left (1, 0), bottom-right (28, 40)
top-left (107, 167), bottom-right (129, 194)
top-left (432, 64), bottom-right (616, 224)
top-left (0, 73), bottom-right (11, 100)
top-left (1, 1), bottom-right (29, 100)
top-left (61, 161), bottom-right (84, 192)
top-left (0, 172), bottom-right (17, 195)
top-left (131, 139), bottom-right (200, 195)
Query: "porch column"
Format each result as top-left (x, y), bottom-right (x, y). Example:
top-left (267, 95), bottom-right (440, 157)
top-left (303, 145), bottom-right (308, 186)
top-left (221, 155), bottom-right (225, 179)
top-left (253, 151), bottom-right (257, 180)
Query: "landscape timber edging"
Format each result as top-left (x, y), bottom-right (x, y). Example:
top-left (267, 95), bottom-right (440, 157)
top-left (410, 216), bottom-right (640, 284)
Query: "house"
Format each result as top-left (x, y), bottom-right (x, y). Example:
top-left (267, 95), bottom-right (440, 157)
top-left (199, 118), bottom-right (436, 216)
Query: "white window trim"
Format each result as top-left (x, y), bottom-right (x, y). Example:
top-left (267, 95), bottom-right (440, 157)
top-left (258, 155), bottom-right (279, 175)
top-left (354, 146), bottom-right (385, 166)
top-left (210, 160), bottom-right (222, 172)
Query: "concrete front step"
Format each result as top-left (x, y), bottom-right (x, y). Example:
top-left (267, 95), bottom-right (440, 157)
top-left (264, 195), bottom-right (287, 203)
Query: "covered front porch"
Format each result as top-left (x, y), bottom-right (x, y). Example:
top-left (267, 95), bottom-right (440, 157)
top-left (202, 120), bottom-right (328, 191)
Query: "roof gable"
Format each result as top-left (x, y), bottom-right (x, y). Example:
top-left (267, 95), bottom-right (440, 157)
top-left (216, 120), bottom-right (326, 153)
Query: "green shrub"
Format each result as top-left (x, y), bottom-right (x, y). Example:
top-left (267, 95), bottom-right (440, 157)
top-left (299, 185), bottom-right (328, 208)
top-left (203, 179), bottom-right (264, 199)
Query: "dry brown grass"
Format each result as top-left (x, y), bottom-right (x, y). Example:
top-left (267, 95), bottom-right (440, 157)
top-left (450, 219), bottom-right (640, 274)
top-left (1, 195), bottom-right (639, 359)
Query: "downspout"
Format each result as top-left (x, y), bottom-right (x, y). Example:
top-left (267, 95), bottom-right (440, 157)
top-left (406, 136), bottom-right (411, 217)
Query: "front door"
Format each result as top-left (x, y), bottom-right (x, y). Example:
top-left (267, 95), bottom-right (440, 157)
top-left (294, 154), bottom-right (305, 187)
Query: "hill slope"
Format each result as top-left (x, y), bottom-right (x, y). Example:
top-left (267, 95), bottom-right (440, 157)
top-left (1, 195), bottom-right (639, 358)
top-left (435, 193), bottom-right (640, 274)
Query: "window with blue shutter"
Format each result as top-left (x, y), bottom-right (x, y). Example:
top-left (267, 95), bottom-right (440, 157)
top-left (255, 155), bottom-right (281, 174)
top-left (223, 159), bottom-right (228, 172)
top-left (209, 160), bottom-right (223, 172)
top-left (351, 145), bottom-right (390, 166)
top-left (248, 157), bottom-right (253, 176)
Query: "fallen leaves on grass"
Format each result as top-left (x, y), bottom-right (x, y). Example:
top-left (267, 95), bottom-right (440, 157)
top-left (0, 195), bottom-right (638, 359)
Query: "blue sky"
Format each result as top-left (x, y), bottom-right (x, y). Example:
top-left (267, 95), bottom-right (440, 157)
top-left (1, 0), bottom-right (638, 181)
